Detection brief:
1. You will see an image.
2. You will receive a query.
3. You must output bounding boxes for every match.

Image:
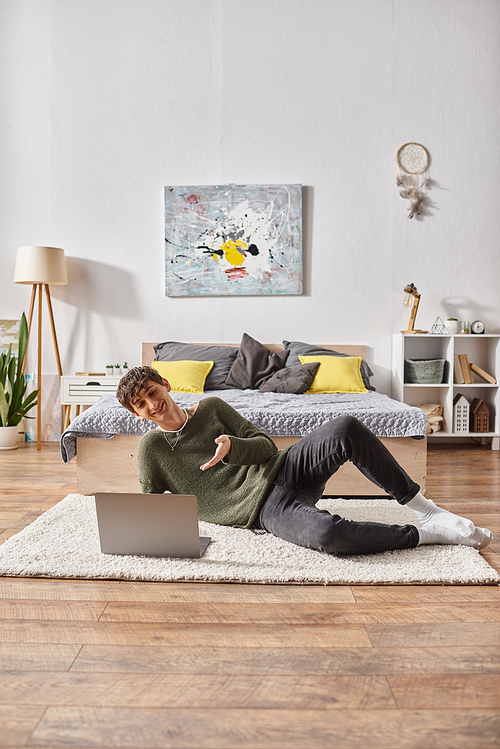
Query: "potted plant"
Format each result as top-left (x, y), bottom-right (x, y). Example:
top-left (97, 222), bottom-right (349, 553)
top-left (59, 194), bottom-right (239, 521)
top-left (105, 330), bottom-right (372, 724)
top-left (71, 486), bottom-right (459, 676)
top-left (106, 364), bottom-right (114, 376)
top-left (0, 313), bottom-right (39, 450)
top-left (446, 318), bottom-right (460, 335)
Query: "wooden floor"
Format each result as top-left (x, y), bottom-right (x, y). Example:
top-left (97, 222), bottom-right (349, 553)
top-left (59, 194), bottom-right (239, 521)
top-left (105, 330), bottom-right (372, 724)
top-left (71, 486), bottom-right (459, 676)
top-left (0, 442), bottom-right (499, 748)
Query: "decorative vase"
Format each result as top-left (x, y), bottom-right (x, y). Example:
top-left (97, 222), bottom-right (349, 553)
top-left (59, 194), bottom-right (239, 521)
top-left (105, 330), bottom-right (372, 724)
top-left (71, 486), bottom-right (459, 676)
top-left (0, 425), bottom-right (19, 450)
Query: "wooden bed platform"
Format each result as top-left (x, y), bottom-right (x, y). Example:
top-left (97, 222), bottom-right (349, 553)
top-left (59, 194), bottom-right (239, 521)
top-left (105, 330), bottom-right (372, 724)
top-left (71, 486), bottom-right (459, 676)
top-left (75, 343), bottom-right (427, 496)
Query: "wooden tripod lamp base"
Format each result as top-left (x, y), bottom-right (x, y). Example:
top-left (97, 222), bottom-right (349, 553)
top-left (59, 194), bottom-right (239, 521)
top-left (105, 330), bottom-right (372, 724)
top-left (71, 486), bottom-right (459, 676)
top-left (14, 246), bottom-right (68, 450)
top-left (401, 283), bottom-right (428, 334)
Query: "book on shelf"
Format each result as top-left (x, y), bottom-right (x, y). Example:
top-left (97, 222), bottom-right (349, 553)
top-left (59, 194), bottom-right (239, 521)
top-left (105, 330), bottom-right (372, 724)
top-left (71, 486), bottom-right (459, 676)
top-left (453, 354), bottom-right (465, 384)
top-left (75, 372), bottom-right (106, 377)
top-left (458, 354), bottom-right (474, 384)
top-left (469, 362), bottom-right (497, 384)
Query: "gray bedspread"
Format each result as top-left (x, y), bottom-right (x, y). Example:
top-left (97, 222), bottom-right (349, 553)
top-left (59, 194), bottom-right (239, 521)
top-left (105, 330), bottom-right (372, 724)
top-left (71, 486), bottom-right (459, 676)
top-left (60, 390), bottom-right (427, 463)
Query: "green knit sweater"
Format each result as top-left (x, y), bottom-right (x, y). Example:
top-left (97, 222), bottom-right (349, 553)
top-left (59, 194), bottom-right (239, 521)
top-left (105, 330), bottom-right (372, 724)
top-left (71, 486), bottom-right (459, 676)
top-left (137, 397), bottom-right (289, 528)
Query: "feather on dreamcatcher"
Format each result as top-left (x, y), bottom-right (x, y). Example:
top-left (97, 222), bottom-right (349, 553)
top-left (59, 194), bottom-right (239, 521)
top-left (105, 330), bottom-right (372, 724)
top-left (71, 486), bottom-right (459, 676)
top-left (396, 143), bottom-right (430, 218)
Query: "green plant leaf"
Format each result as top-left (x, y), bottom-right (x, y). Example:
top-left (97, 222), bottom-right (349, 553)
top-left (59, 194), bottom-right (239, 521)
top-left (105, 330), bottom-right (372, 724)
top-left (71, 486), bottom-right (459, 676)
top-left (16, 313), bottom-right (28, 379)
top-left (7, 357), bottom-right (16, 390)
top-left (21, 389), bottom-right (38, 411)
top-left (0, 383), bottom-right (9, 427)
top-left (0, 345), bottom-right (12, 387)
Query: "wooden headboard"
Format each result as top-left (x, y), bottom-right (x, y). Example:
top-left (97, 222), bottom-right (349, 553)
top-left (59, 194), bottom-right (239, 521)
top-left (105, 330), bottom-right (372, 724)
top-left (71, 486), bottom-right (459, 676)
top-left (142, 342), bottom-right (367, 367)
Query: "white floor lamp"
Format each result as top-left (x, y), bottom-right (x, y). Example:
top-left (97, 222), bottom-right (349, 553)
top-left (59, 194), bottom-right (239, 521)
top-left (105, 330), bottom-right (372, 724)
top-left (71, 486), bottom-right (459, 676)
top-left (14, 246), bottom-right (68, 450)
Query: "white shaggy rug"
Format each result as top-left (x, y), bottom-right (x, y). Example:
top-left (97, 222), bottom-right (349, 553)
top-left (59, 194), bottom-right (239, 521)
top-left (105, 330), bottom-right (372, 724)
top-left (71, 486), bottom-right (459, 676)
top-left (0, 494), bottom-right (497, 585)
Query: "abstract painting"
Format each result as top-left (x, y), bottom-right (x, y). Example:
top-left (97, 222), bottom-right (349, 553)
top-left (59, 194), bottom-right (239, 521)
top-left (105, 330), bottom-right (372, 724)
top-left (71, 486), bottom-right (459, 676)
top-left (164, 184), bottom-right (302, 296)
top-left (24, 374), bottom-right (61, 443)
top-left (0, 319), bottom-right (20, 356)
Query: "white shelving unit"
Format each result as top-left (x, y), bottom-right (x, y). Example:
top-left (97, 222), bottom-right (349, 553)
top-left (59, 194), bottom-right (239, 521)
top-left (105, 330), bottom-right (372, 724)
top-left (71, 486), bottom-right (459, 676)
top-left (392, 333), bottom-right (500, 450)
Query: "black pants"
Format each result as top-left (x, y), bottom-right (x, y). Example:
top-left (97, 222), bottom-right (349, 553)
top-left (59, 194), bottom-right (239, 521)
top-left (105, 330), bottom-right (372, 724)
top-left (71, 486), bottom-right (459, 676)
top-left (256, 416), bottom-right (420, 556)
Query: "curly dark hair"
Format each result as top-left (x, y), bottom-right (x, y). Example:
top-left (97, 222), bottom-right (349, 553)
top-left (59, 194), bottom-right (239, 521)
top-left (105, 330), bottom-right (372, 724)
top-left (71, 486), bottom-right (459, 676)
top-left (116, 365), bottom-right (164, 413)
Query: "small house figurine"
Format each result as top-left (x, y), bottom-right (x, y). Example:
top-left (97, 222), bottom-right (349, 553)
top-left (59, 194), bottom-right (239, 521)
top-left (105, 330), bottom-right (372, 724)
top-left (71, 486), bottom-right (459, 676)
top-left (470, 398), bottom-right (491, 433)
top-left (453, 394), bottom-right (470, 433)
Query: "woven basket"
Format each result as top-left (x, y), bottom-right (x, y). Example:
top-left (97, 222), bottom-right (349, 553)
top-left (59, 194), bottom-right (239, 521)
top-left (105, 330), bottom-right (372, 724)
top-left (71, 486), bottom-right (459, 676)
top-left (404, 358), bottom-right (446, 384)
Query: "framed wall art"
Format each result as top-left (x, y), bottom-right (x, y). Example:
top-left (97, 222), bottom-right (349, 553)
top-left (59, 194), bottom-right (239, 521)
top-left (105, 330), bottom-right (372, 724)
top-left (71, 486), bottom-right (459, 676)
top-left (0, 319), bottom-right (20, 357)
top-left (164, 184), bottom-right (302, 296)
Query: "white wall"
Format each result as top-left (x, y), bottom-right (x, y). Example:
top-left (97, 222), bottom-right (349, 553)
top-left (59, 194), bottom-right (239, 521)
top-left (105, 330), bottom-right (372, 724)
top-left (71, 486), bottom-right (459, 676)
top-left (1, 0), bottom-right (499, 394)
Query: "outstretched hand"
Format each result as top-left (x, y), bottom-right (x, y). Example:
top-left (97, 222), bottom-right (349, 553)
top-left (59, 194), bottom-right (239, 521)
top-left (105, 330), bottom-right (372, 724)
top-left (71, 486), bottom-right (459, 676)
top-left (200, 435), bottom-right (232, 471)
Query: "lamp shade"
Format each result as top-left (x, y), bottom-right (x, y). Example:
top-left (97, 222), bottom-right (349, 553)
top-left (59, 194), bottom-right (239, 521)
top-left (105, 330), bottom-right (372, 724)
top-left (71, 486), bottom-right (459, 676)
top-left (14, 246), bottom-right (68, 285)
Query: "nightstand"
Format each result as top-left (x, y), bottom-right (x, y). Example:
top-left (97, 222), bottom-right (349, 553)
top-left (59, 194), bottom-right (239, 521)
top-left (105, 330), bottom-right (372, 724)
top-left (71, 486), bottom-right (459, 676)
top-left (61, 375), bottom-right (121, 429)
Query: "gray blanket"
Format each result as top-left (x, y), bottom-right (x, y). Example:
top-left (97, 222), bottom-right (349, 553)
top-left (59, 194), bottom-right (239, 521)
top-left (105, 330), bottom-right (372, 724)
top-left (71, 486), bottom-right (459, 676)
top-left (60, 390), bottom-right (427, 463)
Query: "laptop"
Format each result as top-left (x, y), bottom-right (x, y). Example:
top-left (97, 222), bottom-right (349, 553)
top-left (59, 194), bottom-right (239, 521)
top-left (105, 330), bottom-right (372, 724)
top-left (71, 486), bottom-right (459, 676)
top-left (94, 492), bottom-right (211, 558)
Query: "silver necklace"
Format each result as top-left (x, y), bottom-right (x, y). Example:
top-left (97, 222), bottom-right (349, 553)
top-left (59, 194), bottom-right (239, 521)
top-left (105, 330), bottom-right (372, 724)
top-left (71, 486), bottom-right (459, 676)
top-left (162, 408), bottom-right (190, 451)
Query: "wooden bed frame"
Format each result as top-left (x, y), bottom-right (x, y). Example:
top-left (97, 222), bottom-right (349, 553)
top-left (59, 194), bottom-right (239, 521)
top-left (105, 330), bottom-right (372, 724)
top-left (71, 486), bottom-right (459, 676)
top-left (76, 343), bottom-right (427, 496)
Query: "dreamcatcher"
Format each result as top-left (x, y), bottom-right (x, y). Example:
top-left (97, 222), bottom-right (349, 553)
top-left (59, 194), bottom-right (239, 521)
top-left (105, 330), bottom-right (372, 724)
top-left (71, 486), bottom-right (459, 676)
top-left (396, 143), bottom-right (430, 219)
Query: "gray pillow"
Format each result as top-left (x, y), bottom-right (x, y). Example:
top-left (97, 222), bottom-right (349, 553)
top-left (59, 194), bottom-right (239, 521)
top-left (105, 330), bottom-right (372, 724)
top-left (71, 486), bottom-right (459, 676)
top-left (283, 340), bottom-right (375, 390)
top-left (226, 333), bottom-right (289, 389)
top-left (153, 341), bottom-right (239, 390)
top-left (258, 362), bottom-right (320, 393)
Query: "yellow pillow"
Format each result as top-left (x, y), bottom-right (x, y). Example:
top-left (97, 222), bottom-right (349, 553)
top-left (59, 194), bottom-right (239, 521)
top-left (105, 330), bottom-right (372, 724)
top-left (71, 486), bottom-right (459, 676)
top-left (298, 355), bottom-right (368, 394)
top-left (152, 360), bottom-right (214, 394)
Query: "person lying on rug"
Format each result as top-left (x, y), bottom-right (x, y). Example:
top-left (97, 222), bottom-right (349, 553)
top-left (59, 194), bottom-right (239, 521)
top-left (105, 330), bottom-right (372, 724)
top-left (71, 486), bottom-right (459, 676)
top-left (116, 366), bottom-right (493, 557)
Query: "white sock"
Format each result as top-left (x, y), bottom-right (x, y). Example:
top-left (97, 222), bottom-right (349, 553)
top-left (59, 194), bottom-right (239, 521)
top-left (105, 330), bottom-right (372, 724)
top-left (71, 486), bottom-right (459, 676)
top-left (407, 492), bottom-right (475, 538)
top-left (418, 525), bottom-right (493, 549)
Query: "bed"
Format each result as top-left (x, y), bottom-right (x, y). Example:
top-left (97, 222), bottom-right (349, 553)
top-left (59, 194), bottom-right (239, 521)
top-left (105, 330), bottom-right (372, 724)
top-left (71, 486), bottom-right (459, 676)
top-left (60, 340), bottom-right (428, 496)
